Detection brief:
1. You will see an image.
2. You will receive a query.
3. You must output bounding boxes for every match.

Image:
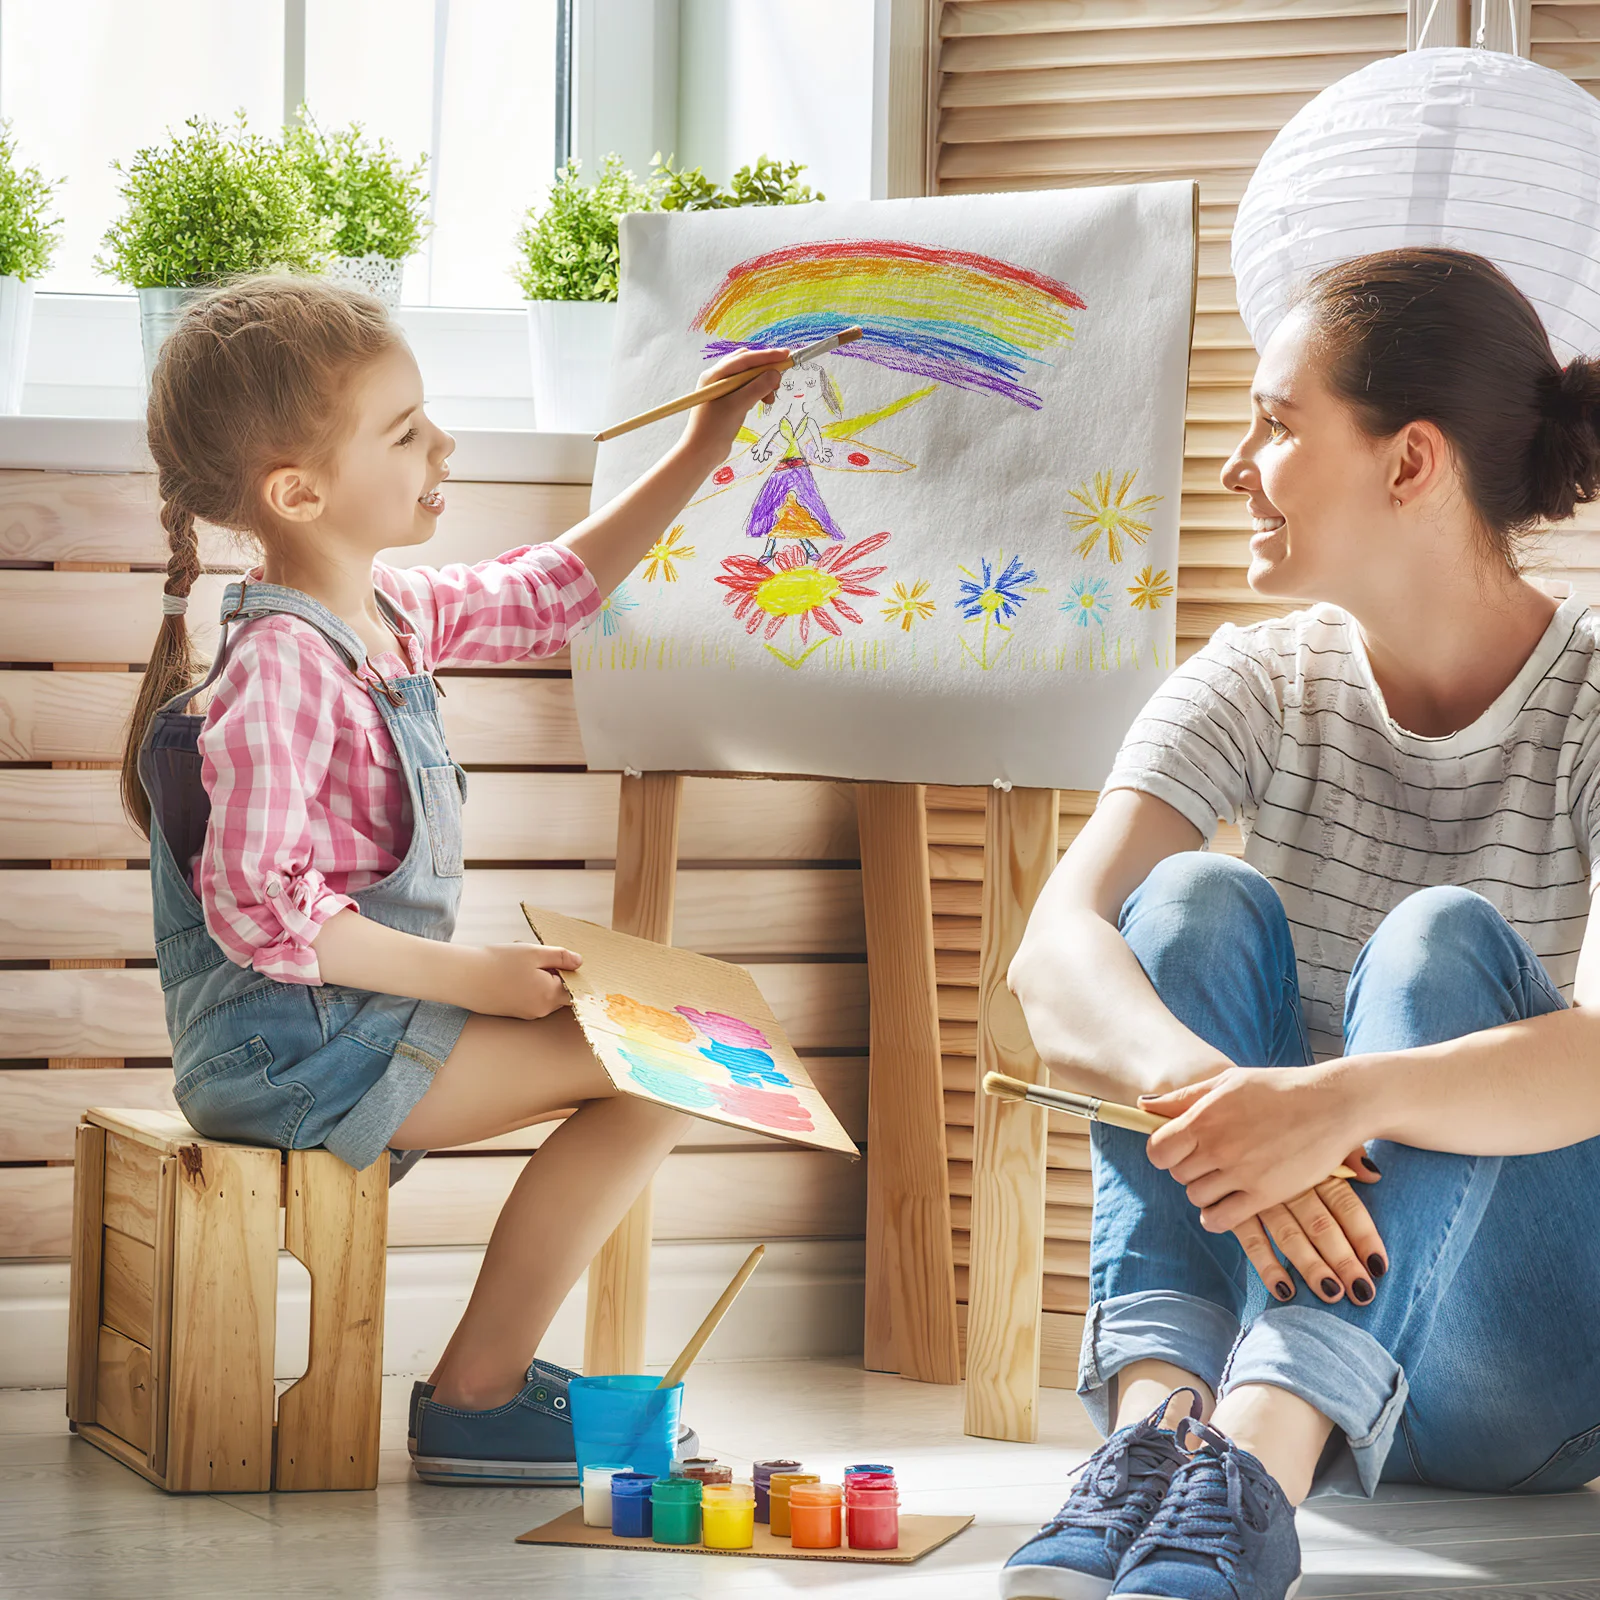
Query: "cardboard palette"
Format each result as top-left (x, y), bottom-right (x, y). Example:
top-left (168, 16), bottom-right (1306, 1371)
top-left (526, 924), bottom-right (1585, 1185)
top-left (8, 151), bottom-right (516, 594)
top-left (516, 1506), bottom-right (973, 1564)
top-left (522, 904), bottom-right (858, 1158)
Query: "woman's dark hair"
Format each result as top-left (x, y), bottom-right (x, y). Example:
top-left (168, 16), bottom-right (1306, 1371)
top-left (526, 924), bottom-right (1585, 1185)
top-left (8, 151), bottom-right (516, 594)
top-left (1292, 246), bottom-right (1600, 568)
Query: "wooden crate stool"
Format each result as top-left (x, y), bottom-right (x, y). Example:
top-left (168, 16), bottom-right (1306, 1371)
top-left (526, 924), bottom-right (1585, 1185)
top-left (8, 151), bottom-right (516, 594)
top-left (66, 1108), bottom-right (387, 1493)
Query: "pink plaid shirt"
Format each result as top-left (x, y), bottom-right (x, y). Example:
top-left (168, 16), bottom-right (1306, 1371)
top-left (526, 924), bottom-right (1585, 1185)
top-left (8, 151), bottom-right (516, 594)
top-left (193, 544), bottom-right (599, 984)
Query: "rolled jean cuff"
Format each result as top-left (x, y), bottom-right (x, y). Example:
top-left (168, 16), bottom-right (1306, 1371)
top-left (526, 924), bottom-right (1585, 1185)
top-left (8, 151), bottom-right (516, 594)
top-left (1220, 1306), bottom-right (1410, 1497)
top-left (1077, 1290), bottom-right (1242, 1438)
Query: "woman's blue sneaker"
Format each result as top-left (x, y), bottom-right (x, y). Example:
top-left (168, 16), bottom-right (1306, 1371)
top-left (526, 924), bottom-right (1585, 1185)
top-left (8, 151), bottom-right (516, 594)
top-left (1000, 1389), bottom-right (1204, 1599)
top-left (1112, 1418), bottom-right (1302, 1600)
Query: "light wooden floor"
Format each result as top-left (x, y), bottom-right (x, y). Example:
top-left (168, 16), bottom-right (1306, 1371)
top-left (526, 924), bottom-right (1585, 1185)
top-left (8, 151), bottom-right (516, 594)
top-left (3, 1359), bottom-right (1597, 1599)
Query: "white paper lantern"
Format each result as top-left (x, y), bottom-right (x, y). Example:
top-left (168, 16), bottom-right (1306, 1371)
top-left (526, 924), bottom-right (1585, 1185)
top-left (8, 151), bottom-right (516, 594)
top-left (1233, 48), bottom-right (1600, 361)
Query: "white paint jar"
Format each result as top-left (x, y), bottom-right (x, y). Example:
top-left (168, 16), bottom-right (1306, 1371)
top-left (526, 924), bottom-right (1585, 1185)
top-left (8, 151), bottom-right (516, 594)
top-left (582, 1463), bottom-right (632, 1527)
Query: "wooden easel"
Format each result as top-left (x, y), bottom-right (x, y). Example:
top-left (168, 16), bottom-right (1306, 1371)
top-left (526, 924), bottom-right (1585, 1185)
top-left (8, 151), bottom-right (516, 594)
top-left (581, 773), bottom-right (965, 1387)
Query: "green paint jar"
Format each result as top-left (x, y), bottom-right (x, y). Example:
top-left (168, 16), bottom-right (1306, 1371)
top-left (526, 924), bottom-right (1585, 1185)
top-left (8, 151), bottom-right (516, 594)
top-left (651, 1474), bottom-right (703, 1545)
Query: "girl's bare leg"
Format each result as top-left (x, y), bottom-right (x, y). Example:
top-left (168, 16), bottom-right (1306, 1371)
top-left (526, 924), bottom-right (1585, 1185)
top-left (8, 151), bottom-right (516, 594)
top-left (1113, 1359), bottom-right (1214, 1431)
top-left (1208, 1383), bottom-right (1334, 1506)
top-left (390, 1008), bottom-right (689, 1409)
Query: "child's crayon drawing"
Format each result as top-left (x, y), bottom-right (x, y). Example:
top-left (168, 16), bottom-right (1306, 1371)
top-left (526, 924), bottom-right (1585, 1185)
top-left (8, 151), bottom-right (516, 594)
top-left (575, 186), bottom-right (1193, 789)
top-left (523, 904), bottom-right (857, 1159)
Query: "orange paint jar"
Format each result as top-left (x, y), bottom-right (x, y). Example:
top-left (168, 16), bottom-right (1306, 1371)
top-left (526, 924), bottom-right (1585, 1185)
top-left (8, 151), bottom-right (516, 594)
top-left (788, 1481), bottom-right (843, 1549)
top-left (767, 1472), bottom-right (819, 1537)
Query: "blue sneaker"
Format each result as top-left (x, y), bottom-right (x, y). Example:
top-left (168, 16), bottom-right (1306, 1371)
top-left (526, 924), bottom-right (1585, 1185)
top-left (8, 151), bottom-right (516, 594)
top-left (409, 1359), bottom-right (700, 1485)
top-left (1112, 1418), bottom-right (1301, 1600)
top-left (1000, 1390), bottom-right (1203, 1599)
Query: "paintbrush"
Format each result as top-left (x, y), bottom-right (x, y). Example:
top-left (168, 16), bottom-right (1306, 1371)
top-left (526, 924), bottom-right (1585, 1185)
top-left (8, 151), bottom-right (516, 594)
top-left (594, 327), bottom-right (865, 442)
top-left (656, 1243), bottom-right (766, 1391)
top-left (982, 1071), bottom-right (1359, 1182)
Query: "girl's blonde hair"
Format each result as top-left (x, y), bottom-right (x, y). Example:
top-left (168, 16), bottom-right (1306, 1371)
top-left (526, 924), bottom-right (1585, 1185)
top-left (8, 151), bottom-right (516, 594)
top-left (121, 274), bottom-right (401, 836)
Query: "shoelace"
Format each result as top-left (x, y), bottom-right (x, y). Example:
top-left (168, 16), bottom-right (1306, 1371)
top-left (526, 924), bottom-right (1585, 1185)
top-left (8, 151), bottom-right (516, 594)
top-left (1127, 1418), bottom-right (1274, 1564)
top-left (1040, 1388), bottom-right (1203, 1541)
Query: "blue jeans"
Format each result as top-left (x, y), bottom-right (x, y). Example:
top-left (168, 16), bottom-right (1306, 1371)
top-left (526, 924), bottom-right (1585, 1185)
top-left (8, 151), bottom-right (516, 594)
top-left (1078, 853), bottom-right (1600, 1496)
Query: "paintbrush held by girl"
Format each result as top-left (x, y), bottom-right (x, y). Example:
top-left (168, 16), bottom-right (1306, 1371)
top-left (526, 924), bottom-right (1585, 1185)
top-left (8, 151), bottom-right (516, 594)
top-left (121, 275), bottom-right (786, 1487)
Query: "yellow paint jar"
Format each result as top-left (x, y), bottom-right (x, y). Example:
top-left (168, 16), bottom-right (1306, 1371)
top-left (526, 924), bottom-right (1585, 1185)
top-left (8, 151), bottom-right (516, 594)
top-left (700, 1481), bottom-right (755, 1549)
top-left (767, 1471), bottom-right (819, 1538)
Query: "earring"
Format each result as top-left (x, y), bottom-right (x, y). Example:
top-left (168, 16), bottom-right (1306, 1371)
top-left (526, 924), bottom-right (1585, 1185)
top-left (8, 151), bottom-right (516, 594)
top-left (1393, 497), bottom-right (1402, 508)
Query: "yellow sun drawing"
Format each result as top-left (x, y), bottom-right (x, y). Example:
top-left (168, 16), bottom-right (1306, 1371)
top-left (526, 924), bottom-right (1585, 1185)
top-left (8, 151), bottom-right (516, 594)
top-left (882, 579), bottom-right (936, 632)
top-left (1126, 564), bottom-right (1175, 611)
top-left (641, 523), bottom-right (696, 582)
top-left (1065, 469), bottom-right (1163, 564)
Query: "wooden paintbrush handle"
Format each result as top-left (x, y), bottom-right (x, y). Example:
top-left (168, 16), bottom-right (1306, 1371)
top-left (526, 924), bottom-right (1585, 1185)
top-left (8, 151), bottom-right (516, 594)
top-left (656, 1243), bottom-right (765, 1390)
top-left (593, 363), bottom-right (788, 441)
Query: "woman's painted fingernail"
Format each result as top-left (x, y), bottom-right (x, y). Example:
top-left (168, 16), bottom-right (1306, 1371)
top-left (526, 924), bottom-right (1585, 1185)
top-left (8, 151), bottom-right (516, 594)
top-left (1351, 1278), bottom-right (1374, 1304)
top-left (1361, 1156), bottom-right (1381, 1175)
top-left (1320, 1277), bottom-right (1341, 1298)
top-left (1273, 1280), bottom-right (1295, 1301)
top-left (1367, 1253), bottom-right (1387, 1278)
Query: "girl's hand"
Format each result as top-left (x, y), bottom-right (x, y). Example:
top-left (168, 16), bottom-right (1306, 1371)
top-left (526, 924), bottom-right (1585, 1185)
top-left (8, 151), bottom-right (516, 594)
top-left (467, 943), bottom-right (581, 1021)
top-left (679, 347), bottom-right (788, 464)
top-left (1140, 1062), bottom-right (1377, 1231)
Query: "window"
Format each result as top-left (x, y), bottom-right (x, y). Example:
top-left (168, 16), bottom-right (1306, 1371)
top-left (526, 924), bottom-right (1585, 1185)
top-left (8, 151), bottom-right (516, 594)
top-left (1, 0), bottom-right (562, 307)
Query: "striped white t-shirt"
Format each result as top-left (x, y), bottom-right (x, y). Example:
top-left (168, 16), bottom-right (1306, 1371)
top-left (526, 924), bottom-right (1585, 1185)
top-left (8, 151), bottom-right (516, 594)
top-left (1104, 596), bottom-right (1600, 1058)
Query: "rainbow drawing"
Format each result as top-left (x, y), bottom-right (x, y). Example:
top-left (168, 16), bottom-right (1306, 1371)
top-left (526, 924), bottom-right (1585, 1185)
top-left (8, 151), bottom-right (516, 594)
top-left (692, 239), bottom-right (1087, 410)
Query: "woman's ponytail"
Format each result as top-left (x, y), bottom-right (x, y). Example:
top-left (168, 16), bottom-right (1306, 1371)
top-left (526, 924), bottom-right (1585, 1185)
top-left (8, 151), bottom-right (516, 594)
top-left (120, 493), bottom-right (202, 837)
top-left (1526, 357), bottom-right (1600, 528)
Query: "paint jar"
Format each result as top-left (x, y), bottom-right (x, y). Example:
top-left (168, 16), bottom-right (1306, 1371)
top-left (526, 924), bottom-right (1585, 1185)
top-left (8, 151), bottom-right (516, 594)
top-left (752, 1458), bottom-right (803, 1522)
top-left (609, 1472), bottom-right (657, 1538)
top-left (581, 1462), bottom-right (631, 1527)
top-left (569, 1375), bottom-right (682, 1479)
top-left (789, 1481), bottom-right (843, 1549)
top-left (700, 1481), bottom-right (756, 1549)
top-left (846, 1475), bottom-right (900, 1549)
top-left (675, 1457), bottom-right (733, 1486)
top-left (651, 1474), bottom-right (703, 1545)
top-left (767, 1471), bottom-right (820, 1538)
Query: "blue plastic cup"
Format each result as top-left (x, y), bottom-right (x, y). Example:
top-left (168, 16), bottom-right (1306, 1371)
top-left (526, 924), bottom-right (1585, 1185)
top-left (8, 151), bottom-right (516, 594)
top-left (569, 1375), bottom-right (683, 1479)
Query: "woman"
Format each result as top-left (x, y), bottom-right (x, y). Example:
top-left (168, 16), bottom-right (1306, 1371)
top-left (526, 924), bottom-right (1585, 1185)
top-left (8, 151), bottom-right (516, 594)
top-left (999, 248), bottom-right (1600, 1600)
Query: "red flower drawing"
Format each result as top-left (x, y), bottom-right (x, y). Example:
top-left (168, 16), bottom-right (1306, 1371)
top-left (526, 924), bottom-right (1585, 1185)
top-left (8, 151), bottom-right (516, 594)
top-left (714, 531), bottom-right (890, 644)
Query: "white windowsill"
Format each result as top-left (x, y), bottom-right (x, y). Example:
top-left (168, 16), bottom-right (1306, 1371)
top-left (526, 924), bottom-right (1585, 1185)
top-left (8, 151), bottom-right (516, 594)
top-left (3, 293), bottom-right (599, 482)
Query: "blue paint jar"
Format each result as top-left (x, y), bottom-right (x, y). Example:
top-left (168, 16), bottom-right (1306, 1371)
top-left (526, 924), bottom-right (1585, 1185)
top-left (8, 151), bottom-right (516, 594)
top-left (610, 1471), bottom-right (657, 1538)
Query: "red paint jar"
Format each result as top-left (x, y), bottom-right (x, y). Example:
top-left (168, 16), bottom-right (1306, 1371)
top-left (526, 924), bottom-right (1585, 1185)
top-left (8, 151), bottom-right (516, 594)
top-left (845, 1476), bottom-right (900, 1549)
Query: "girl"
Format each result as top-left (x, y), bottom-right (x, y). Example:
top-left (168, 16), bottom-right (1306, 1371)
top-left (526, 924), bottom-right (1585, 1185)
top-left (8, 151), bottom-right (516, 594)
top-left (122, 276), bottom-right (784, 1487)
top-left (999, 249), bottom-right (1600, 1600)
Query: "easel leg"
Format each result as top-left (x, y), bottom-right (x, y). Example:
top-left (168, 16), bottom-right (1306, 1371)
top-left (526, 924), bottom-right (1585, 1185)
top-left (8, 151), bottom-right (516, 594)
top-left (963, 786), bottom-right (1058, 1442)
top-left (275, 1150), bottom-right (388, 1490)
top-left (584, 771), bottom-right (682, 1376)
top-left (858, 782), bottom-right (959, 1383)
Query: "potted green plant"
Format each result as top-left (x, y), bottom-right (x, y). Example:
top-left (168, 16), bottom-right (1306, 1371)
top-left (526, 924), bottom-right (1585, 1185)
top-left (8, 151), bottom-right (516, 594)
top-left (97, 114), bottom-right (331, 380)
top-left (513, 154), bottom-right (657, 433)
top-left (285, 112), bottom-right (429, 310)
top-left (0, 123), bottom-right (61, 413)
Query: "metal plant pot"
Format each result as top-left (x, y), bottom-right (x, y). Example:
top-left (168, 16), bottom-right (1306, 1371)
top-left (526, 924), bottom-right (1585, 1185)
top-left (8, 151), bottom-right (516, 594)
top-left (0, 274), bottom-right (36, 414)
top-left (329, 253), bottom-right (405, 311)
top-left (138, 285), bottom-right (206, 385)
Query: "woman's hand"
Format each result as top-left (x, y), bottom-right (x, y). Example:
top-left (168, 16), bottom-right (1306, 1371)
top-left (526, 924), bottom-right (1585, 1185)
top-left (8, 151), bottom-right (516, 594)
top-left (464, 942), bottom-right (581, 1021)
top-left (678, 347), bottom-right (788, 463)
top-left (1232, 1182), bottom-right (1388, 1306)
top-left (1140, 1062), bottom-right (1379, 1230)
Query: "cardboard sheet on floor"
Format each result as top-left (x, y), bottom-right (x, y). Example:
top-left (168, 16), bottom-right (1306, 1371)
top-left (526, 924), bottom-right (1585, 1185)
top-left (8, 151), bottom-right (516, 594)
top-left (521, 904), bottom-right (858, 1158)
top-left (516, 1507), bottom-right (973, 1564)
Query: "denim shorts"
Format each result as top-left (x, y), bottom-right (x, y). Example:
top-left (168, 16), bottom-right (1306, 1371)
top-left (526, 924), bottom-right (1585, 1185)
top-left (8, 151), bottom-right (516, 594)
top-left (170, 974), bottom-right (470, 1172)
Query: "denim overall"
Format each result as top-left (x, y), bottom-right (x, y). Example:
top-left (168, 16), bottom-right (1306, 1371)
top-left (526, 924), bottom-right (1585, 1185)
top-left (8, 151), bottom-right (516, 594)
top-left (139, 578), bottom-right (471, 1176)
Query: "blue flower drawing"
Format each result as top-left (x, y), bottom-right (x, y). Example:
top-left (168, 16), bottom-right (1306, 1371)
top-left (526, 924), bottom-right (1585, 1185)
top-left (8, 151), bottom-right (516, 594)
top-left (1063, 575), bottom-right (1111, 629)
top-left (597, 582), bottom-right (637, 637)
top-left (957, 554), bottom-right (1039, 624)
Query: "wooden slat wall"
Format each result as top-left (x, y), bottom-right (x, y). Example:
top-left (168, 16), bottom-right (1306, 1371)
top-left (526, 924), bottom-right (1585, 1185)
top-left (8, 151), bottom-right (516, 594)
top-left (0, 469), bottom-right (869, 1259)
top-left (924, 0), bottom-right (1600, 1386)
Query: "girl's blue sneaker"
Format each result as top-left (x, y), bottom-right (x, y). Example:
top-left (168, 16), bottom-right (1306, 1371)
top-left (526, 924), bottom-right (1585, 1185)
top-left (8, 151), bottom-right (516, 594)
top-left (1000, 1390), bottom-right (1204, 1599)
top-left (1112, 1418), bottom-right (1302, 1600)
top-left (408, 1360), bottom-right (700, 1486)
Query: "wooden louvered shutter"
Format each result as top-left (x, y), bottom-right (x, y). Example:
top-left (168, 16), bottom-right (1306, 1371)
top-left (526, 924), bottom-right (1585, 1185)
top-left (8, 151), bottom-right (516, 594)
top-left (933, 0), bottom-right (1411, 658)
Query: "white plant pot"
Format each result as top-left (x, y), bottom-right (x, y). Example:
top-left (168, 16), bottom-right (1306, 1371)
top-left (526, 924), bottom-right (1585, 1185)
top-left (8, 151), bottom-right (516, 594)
top-left (0, 275), bottom-right (36, 414)
top-left (138, 286), bottom-right (207, 386)
top-left (526, 300), bottom-right (619, 434)
top-left (330, 253), bottom-right (405, 311)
